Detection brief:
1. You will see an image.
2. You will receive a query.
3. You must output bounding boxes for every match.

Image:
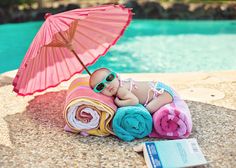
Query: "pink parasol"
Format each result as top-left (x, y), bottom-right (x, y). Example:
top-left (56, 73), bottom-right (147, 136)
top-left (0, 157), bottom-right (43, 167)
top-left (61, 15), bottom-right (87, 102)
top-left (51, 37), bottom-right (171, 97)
top-left (13, 5), bottom-right (132, 96)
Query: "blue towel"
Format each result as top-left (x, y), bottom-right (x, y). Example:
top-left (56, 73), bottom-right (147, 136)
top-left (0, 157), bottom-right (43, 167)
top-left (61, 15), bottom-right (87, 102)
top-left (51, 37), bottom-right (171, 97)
top-left (112, 104), bottom-right (153, 141)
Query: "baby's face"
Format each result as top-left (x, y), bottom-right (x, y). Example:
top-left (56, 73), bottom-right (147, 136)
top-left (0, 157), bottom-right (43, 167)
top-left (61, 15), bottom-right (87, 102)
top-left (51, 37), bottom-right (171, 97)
top-left (90, 69), bottom-right (119, 97)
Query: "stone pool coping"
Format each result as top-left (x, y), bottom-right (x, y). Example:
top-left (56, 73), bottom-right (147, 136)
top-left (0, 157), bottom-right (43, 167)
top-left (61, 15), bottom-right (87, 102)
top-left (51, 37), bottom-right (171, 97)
top-left (1, 69), bottom-right (236, 108)
top-left (0, 70), bottom-right (236, 167)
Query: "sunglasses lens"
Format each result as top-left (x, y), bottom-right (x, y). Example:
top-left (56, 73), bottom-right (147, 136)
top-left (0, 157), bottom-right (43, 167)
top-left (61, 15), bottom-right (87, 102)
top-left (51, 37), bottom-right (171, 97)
top-left (96, 83), bottom-right (105, 91)
top-left (106, 73), bottom-right (115, 82)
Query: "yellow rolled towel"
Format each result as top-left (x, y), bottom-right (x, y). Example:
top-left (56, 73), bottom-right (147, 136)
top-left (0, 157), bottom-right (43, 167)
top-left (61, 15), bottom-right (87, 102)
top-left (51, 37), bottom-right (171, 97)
top-left (63, 77), bottom-right (117, 136)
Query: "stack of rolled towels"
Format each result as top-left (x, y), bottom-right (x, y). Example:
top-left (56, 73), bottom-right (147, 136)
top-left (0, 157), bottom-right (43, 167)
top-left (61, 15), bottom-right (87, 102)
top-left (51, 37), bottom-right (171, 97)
top-left (63, 77), bottom-right (192, 141)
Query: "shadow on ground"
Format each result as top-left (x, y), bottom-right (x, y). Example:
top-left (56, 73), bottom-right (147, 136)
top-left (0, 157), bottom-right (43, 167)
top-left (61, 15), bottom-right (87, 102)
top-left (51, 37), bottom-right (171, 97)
top-left (0, 90), bottom-right (236, 167)
top-left (0, 75), bottom-right (13, 87)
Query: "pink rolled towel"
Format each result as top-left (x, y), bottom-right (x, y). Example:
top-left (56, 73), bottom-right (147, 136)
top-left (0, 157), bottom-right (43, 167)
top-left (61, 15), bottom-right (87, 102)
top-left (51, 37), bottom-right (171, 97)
top-left (63, 77), bottom-right (117, 136)
top-left (149, 93), bottom-right (192, 139)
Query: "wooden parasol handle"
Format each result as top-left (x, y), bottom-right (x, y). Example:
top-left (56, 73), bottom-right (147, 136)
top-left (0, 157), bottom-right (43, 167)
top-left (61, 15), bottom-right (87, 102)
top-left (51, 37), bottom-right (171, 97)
top-left (58, 32), bottom-right (91, 76)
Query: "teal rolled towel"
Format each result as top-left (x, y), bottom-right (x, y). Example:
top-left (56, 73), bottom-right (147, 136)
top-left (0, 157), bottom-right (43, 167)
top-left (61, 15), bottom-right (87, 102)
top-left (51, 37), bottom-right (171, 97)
top-left (112, 104), bottom-right (153, 141)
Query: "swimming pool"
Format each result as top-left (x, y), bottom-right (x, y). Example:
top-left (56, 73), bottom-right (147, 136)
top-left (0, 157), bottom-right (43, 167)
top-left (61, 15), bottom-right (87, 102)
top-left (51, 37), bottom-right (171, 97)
top-left (0, 20), bottom-right (236, 74)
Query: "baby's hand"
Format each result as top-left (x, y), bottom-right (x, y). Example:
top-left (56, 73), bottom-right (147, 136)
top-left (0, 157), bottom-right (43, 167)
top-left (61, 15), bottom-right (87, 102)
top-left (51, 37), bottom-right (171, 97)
top-left (114, 88), bottom-right (139, 107)
top-left (114, 97), bottom-right (128, 107)
top-left (114, 97), bottom-right (120, 105)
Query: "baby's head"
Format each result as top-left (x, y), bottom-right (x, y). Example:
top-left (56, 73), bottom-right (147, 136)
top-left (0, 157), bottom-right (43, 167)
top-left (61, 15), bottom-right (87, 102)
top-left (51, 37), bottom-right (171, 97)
top-left (89, 68), bottom-right (120, 97)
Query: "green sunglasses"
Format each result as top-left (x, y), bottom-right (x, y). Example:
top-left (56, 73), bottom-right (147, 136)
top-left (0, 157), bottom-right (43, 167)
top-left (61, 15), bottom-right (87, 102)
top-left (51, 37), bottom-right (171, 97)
top-left (93, 71), bottom-right (116, 93)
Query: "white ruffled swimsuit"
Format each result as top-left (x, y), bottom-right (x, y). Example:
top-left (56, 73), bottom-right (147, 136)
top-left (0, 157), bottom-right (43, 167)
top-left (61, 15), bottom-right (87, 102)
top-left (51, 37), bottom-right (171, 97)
top-left (119, 78), bottom-right (174, 107)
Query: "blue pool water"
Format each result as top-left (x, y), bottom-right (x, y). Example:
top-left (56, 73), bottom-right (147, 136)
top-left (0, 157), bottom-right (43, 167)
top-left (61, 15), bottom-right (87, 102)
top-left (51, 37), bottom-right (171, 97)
top-left (0, 20), bottom-right (236, 74)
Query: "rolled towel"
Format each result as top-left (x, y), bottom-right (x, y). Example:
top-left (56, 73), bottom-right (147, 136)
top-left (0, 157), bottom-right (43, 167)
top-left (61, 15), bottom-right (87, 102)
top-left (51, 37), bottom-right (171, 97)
top-left (149, 93), bottom-right (192, 139)
top-left (64, 77), bottom-right (117, 136)
top-left (112, 104), bottom-right (153, 142)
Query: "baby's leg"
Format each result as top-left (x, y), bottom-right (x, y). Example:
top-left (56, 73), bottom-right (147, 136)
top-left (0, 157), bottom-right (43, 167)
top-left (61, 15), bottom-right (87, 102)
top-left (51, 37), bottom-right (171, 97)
top-left (145, 92), bottom-right (173, 114)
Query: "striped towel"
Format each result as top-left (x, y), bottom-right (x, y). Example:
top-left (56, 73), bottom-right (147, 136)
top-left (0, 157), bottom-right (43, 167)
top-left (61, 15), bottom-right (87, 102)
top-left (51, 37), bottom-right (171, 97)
top-left (149, 92), bottom-right (192, 139)
top-left (63, 77), bottom-right (117, 136)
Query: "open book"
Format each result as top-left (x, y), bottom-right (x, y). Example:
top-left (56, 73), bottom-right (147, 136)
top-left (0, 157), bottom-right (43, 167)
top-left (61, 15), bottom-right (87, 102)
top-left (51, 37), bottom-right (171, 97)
top-left (138, 138), bottom-right (208, 168)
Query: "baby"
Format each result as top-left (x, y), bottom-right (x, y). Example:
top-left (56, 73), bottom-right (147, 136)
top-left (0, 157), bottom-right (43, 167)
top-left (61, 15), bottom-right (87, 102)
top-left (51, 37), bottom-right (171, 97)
top-left (89, 68), bottom-right (174, 113)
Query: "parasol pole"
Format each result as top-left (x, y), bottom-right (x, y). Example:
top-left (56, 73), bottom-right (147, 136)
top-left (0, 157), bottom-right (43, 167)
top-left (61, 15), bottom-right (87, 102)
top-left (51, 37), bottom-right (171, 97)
top-left (70, 49), bottom-right (91, 76)
top-left (58, 32), bottom-right (91, 76)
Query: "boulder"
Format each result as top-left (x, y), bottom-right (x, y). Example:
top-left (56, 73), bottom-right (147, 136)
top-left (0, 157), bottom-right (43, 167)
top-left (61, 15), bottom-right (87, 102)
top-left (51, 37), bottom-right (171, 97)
top-left (1, 1), bottom-right (236, 24)
top-left (167, 3), bottom-right (191, 19)
top-left (34, 8), bottom-right (52, 21)
top-left (124, 0), bottom-right (145, 19)
top-left (221, 4), bottom-right (236, 19)
top-left (10, 10), bottom-right (28, 23)
top-left (65, 3), bottom-right (80, 11)
top-left (204, 4), bottom-right (224, 20)
top-left (142, 1), bottom-right (166, 19)
top-left (0, 7), bottom-right (6, 24)
top-left (188, 4), bottom-right (204, 19)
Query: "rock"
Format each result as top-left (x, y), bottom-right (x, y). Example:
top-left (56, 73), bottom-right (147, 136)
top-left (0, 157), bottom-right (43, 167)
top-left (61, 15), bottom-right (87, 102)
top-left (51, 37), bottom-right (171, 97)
top-left (190, 4), bottom-right (206, 20)
top-left (167, 3), bottom-right (191, 19)
top-left (1, 2), bottom-right (236, 24)
top-left (172, 2), bottom-right (189, 11)
top-left (205, 5), bottom-right (222, 20)
top-left (31, 4), bottom-right (79, 21)
top-left (24, 9), bottom-right (34, 21)
top-left (142, 1), bottom-right (166, 19)
top-left (34, 8), bottom-right (52, 21)
top-left (10, 9), bottom-right (28, 23)
top-left (56, 4), bottom-right (66, 13)
top-left (124, 0), bottom-right (145, 19)
top-left (65, 3), bottom-right (80, 11)
top-left (0, 7), bottom-right (6, 24)
top-left (221, 4), bottom-right (236, 19)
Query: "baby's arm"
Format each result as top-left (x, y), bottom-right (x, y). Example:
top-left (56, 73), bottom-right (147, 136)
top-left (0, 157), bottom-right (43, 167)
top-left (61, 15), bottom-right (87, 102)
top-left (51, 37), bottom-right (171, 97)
top-left (145, 91), bottom-right (173, 113)
top-left (114, 87), bottom-right (139, 107)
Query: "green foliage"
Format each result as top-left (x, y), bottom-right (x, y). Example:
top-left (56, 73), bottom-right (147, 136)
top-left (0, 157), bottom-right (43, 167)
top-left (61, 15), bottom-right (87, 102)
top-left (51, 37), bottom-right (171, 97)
top-left (0, 0), bottom-right (35, 8)
top-left (159, 0), bottom-right (236, 3)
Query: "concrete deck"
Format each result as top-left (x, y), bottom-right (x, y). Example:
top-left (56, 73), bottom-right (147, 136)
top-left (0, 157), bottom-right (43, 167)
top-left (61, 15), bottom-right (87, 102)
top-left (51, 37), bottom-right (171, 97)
top-left (0, 70), bottom-right (236, 167)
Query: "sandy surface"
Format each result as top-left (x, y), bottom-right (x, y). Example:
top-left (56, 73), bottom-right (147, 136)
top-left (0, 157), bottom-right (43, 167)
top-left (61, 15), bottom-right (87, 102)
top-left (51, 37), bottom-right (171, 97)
top-left (0, 70), bottom-right (236, 168)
